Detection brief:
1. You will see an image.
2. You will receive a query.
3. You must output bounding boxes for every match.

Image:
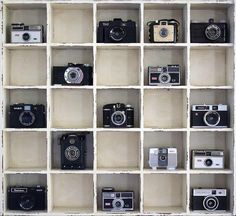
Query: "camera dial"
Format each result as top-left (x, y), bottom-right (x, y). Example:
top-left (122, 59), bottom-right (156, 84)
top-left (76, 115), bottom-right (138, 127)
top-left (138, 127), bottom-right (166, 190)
top-left (19, 111), bottom-right (36, 127)
top-left (203, 196), bottom-right (219, 211)
top-left (204, 111), bottom-right (220, 127)
top-left (205, 24), bottom-right (221, 41)
top-left (65, 145), bottom-right (80, 161)
top-left (22, 32), bottom-right (30, 41)
top-left (111, 111), bottom-right (126, 126)
top-left (159, 73), bottom-right (171, 84)
top-left (159, 28), bottom-right (169, 38)
top-left (109, 27), bottom-right (126, 42)
top-left (19, 195), bottom-right (35, 210)
top-left (205, 158), bottom-right (213, 167)
top-left (64, 67), bottom-right (84, 84)
top-left (112, 198), bottom-right (124, 210)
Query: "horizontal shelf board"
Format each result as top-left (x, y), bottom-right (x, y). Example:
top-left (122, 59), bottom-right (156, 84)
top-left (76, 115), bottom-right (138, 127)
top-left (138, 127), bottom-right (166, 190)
top-left (143, 206), bottom-right (186, 214)
top-left (50, 169), bottom-right (94, 174)
top-left (96, 86), bottom-right (141, 89)
top-left (51, 207), bottom-right (93, 214)
top-left (190, 43), bottom-right (234, 48)
top-left (51, 43), bottom-right (93, 48)
top-left (144, 43), bottom-right (187, 48)
top-left (144, 86), bottom-right (187, 90)
top-left (4, 168), bottom-right (47, 174)
top-left (3, 128), bottom-right (47, 132)
top-left (4, 211), bottom-right (48, 216)
top-left (4, 43), bottom-right (47, 49)
top-left (96, 43), bottom-right (141, 49)
top-left (96, 210), bottom-right (141, 215)
top-left (190, 128), bottom-right (233, 132)
top-left (190, 86), bottom-right (234, 90)
top-left (190, 169), bottom-right (233, 174)
top-left (4, 86), bottom-right (47, 89)
top-left (97, 168), bottom-right (141, 174)
top-left (51, 86), bottom-right (94, 90)
top-left (143, 128), bottom-right (187, 132)
top-left (143, 168), bottom-right (186, 174)
top-left (51, 128), bottom-right (94, 132)
top-left (96, 128), bottom-right (141, 132)
top-left (189, 211), bottom-right (232, 216)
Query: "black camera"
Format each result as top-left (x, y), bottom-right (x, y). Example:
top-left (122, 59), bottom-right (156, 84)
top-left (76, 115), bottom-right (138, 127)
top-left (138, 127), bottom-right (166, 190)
top-left (9, 104), bottom-right (46, 128)
top-left (97, 18), bottom-right (136, 43)
top-left (60, 133), bottom-right (86, 170)
top-left (103, 103), bottom-right (134, 128)
top-left (147, 19), bottom-right (179, 43)
top-left (190, 19), bottom-right (228, 43)
top-left (52, 63), bottom-right (93, 86)
top-left (8, 186), bottom-right (47, 211)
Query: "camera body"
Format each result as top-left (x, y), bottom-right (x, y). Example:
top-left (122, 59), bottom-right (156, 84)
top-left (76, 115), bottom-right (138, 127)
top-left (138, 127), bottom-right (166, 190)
top-left (190, 19), bottom-right (228, 43)
top-left (192, 150), bottom-right (224, 169)
top-left (60, 133), bottom-right (86, 170)
top-left (9, 104), bottom-right (46, 128)
top-left (192, 188), bottom-right (228, 212)
top-left (149, 148), bottom-right (177, 170)
top-left (97, 18), bottom-right (136, 43)
top-left (52, 63), bottom-right (93, 86)
top-left (147, 19), bottom-right (179, 43)
top-left (8, 186), bottom-right (47, 211)
top-left (191, 104), bottom-right (229, 128)
top-left (148, 65), bottom-right (181, 86)
top-left (102, 187), bottom-right (134, 212)
top-left (103, 103), bottom-right (134, 128)
top-left (11, 23), bottom-right (44, 43)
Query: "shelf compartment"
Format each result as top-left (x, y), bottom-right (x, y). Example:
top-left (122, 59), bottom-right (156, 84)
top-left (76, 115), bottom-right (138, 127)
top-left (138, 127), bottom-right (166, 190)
top-left (97, 131), bottom-right (140, 170)
top-left (51, 131), bottom-right (94, 170)
top-left (97, 173), bottom-right (140, 212)
top-left (51, 3), bottom-right (93, 43)
top-left (143, 131), bottom-right (187, 170)
top-left (143, 173), bottom-right (187, 214)
top-left (50, 173), bottom-right (94, 213)
top-left (144, 89), bottom-right (187, 129)
top-left (4, 131), bottom-right (47, 171)
top-left (96, 46), bottom-right (141, 86)
top-left (51, 89), bottom-right (93, 129)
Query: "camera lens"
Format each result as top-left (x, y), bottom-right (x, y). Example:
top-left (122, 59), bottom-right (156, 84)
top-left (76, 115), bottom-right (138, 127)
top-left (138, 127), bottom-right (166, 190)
top-left (22, 33), bottom-right (30, 41)
top-left (109, 27), bottom-right (126, 42)
top-left (204, 111), bottom-right (220, 127)
top-left (159, 28), bottom-right (168, 38)
top-left (203, 196), bottom-right (219, 211)
top-left (205, 24), bottom-right (221, 41)
top-left (205, 159), bottom-right (213, 167)
top-left (159, 73), bottom-right (171, 84)
top-left (65, 146), bottom-right (80, 161)
top-left (64, 67), bottom-right (84, 84)
top-left (19, 111), bottom-right (35, 127)
top-left (111, 111), bottom-right (126, 126)
top-left (19, 195), bottom-right (35, 210)
top-left (160, 155), bottom-right (166, 161)
top-left (115, 201), bottom-right (122, 208)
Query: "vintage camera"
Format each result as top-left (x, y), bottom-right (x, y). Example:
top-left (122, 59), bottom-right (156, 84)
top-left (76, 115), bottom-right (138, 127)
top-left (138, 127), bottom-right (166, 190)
top-left (192, 188), bottom-right (228, 212)
top-left (11, 23), bottom-right (44, 43)
top-left (52, 63), bottom-right (93, 86)
top-left (191, 19), bottom-right (228, 43)
top-left (97, 18), bottom-right (136, 43)
top-left (103, 103), bottom-right (134, 128)
top-left (9, 104), bottom-right (46, 128)
top-left (8, 186), bottom-right (47, 211)
top-left (148, 65), bottom-right (180, 86)
top-left (191, 104), bottom-right (229, 128)
top-left (147, 19), bottom-right (179, 43)
top-left (102, 187), bottom-right (134, 212)
top-left (149, 148), bottom-right (177, 170)
top-left (192, 150), bottom-right (224, 169)
top-left (60, 133), bottom-right (86, 170)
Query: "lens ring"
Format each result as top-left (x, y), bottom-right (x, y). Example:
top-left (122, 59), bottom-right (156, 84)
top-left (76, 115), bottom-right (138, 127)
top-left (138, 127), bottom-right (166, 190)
top-left (19, 195), bottom-right (35, 211)
top-left (203, 196), bottom-right (219, 211)
top-left (203, 111), bottom-right (221, 127)
top-left (159, 73), bottom-right (171, 84)
top-left (19, 111), bottom-right (36, 127)
top-left (159, 155), bottom-right (166, 161)
top-left (205, 24), bottom-right (221, 41)
top-left (205, 158), bottom-right (213, 167)
top-left (22, 33), bottom-right (30, 41)
top-left (112, 198), bottom-right (124, 209)
top-left (64, 67), bottom-right (84, 84)
top-left (111, 111), bottom-right (126, 126)
top-left (109, 27), bottom-right (126, 42)
top-left (159, 28), bottom-right (169, 38)
top-left (65, 145), bottom-right (80, 161)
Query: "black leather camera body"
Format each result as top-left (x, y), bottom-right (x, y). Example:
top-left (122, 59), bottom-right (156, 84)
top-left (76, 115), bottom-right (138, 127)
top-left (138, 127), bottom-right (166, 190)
top-left (97, 18), bottom-right (136, 43)
top-left (60, 133), bottom-right (86, 170)
top-left (9, 104), bottom-right (46, 128)
top-left (8, 186), bottom-right (47, 211)
top-left (52, 63), bottom-right (93, 86)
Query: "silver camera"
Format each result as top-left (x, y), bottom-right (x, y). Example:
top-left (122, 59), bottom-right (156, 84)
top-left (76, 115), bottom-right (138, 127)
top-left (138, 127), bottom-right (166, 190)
top-left (11, 23), bottom-right (44, 43)
top-left (149, 148), bottom-right (177, 170)
top-left (192, 150), bottom-right (224, 169)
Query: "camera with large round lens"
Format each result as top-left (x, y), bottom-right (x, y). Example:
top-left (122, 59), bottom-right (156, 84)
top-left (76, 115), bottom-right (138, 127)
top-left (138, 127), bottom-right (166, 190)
top-left (109, 27), bottom-right (126, 42)
top-left (64, 67), bottom-right (84, 84)
top-left (65, 145), bottom-right (80, 161)
top-left (159, 73), bottom-right (171, 84)
top-left (203, 196), bottom-right (219, 211)
top-left (111, 111), bottom-right (126, 126)
top-left (204, 158), bottom-right (213, 167)
top-left (204, 111), bottom-right (220, 127)
top-left (205, 24), bottom-right (221, 41)
top-left (19, 111), bottom-right (35, 127)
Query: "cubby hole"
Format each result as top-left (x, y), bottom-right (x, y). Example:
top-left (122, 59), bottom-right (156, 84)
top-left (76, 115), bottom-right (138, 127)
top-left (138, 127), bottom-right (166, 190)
top-left (96, 46), bottom-right (141, 86)
top-left (4, 47), bottom-right (47, 86)
top-left (190, 131), bottom-right (233, 170)
top-left (4, 3), bottom-right (47, 43)
top-left (190, 47), bottom-right (234, 87)
top-left (97, 173), bottom-right (140, 212)
top-left (50, 173), bottom-right (94, 213)
top-left (143, 131), bottom-right (187, 170)
top-left (51, 4), bottom-right (93, 43)
top-left (144, 46), bottom-right (187, 86)
top-left (190, 3), bottom-right (234, 43)
top-left (144, 89), bottom-right (187, 129)
top-left (143, 3), bottom-right (187, 43)
top-left (143, 174), bottom-right (187, 214)
top-left (97, 131), bottom-right (140, 171)
top-left (51, 131), bottom-right (94, 170)
top-left (97, 89), bottom-right (140, 128)
top-left (4, 89), bottom-right (47, 128)
top-left (4, 131), bottom-right (47, 172)
top-left (190, 89), bottom-right (234, 128)
top-left (51, 89), bottom-right (93, 129)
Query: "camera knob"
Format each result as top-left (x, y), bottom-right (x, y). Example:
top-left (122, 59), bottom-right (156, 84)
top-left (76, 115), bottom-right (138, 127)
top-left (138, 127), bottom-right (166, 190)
top-left (209, 18), bottom-right (214, 23)
top-left (126, 104), bottom-right (132, 108)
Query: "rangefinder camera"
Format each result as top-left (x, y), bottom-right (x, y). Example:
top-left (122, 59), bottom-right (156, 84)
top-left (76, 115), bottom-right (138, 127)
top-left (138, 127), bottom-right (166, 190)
top-left (11, 23), bottom-right (44, 43)
top-left (149, 148), bottom-right (177, 170)
top-left (148, 65), bottom-right (180, 86)
top-left (191, 104), bottom-right (229, 128)
top-left (192, 150), bottom-right (224, 169)
top-left (102, 187), bottom-right (134, 212)
top-left (147, 19), bottom-right (179, 43)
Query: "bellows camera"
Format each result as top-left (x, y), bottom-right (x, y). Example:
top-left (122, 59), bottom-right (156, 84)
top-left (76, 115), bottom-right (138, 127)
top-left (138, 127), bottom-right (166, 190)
top-left (8, 186), bottom-right (47, 211)
top-left (148, 65), bottom-right (180, 86)
top-left (60, 133), bottom-right (86, 170)
top-left (191, 104), bottom-right (229, 128)
top-left (97, 18), bottom-right (136, 43)
top-left (11, 23), bottom-right (44, 43)
top-left (52, 63), bottom-right (93, 85)
top-left (147, 19), bottom-right (179, 43)
top-left (192, 188), bottom-right (228, 212)
top-left (9, 104), bottom-right (46, 128)
top-left (192, 150), bottom-right (224, 169)
top-left (149, 148), bottom-right (177, 170)
top-left (102, 187), bottom-right (134, 212)
top-left (103, 103), bottom-right (134, 128)
top-left (191, 18), bottom-right (228, 43)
